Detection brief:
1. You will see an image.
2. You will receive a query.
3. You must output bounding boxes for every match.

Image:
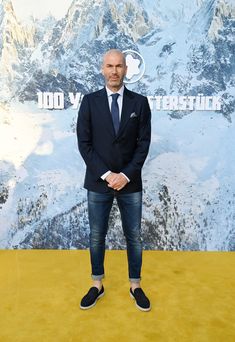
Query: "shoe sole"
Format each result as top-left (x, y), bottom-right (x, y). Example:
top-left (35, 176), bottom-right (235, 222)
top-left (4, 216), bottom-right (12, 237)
top-left (80, 291), bottom-right (105, 310)
top-left (130, 292), bottom-right (151, 312)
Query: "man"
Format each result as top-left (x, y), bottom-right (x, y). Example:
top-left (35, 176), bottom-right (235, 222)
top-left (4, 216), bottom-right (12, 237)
top-left (77, 49), bottom-right (151, 311)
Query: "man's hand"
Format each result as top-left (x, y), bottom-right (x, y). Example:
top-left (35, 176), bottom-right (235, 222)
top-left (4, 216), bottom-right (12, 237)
top-left (105, 172), bottom-right (128, 191)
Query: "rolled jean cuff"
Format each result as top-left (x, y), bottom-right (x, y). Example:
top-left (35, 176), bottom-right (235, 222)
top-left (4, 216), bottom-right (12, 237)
top-left (92, 274), bottom-right (104, 280)
top-left (129, 277), bottom-right (141, 283)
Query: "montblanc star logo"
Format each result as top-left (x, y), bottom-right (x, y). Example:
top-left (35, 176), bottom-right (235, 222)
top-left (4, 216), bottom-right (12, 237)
top-left (123, 50), bottom-right (145, 84)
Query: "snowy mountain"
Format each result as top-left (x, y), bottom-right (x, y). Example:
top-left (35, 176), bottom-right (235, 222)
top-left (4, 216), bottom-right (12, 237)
top-left (0, 0), bottom-right (35, 101)
top-left (0, 0), bottom-right (234, 250)
top-left (17, 0), bottom-right (153, 103)
top-left (187, 0), bottom-right (235, 120)
top-left (1, 0), bottom-right (233, 112)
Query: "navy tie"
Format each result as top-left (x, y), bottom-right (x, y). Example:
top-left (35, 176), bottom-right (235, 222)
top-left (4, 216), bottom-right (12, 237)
top-left (111, 93), bottom-right (120, 134)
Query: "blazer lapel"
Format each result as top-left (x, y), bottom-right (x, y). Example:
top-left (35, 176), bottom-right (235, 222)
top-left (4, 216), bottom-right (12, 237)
top-left (95, 87), bottom-right (116, 137)
top-left (117, 87), bottom-right (135, 137)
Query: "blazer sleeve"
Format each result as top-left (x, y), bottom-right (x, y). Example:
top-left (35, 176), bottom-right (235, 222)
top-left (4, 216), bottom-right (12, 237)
top-left (77, 95), bottom-right (109, 180)
top-left (121, 96), bottom-right (151, 180)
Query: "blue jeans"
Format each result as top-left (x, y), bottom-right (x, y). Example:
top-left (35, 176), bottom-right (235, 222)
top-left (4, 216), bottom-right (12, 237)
top-left (88, 190), bottom-right (143, 282)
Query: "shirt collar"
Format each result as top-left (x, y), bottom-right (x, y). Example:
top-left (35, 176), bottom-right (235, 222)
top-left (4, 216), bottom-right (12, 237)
top-left (106, 85), bottom-right (124, 97)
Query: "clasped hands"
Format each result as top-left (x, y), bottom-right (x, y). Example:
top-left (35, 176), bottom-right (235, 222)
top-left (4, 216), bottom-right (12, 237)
top-left (105, 172), bottom-right (128, 191)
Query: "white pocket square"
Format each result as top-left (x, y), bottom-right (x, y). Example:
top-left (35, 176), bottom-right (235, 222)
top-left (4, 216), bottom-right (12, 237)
top-left (130, 112), bottom-right (138, 118)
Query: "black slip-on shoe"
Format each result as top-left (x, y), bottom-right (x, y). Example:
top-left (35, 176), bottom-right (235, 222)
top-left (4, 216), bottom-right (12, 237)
top-left (80, 286), bottom-right (104, 310)
top-left (130, 287), bottom-right (151, 312)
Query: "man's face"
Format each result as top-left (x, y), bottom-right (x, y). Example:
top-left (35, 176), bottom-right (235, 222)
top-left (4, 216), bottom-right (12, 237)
top-left (101, 52), bottom-right (127, 91)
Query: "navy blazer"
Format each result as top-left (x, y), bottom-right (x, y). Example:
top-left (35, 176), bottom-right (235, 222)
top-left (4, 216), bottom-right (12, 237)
top-left (77, 86), bottom-right (151, 193)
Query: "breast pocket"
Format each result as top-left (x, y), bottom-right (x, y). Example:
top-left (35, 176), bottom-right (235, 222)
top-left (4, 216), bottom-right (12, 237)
top-left (128, 115), bottom-right (139, 128)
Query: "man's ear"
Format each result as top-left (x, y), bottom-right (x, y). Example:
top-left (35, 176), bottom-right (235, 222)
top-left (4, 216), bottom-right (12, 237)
top-left (125, 65), bottom-right (128, 76)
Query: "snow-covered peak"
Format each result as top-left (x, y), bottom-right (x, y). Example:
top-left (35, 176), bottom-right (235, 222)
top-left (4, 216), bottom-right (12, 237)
top-left (0, 0), bottom-right (13, 11)
top-left (208, 0), bottom-right (235, 39)
top-left (0, 0), bottom-right (35, 101)
top-left (189, 0), bottom-right (234, 40)
top-left (0, 0), bottom-right (28, 46)
top-left (0, 0), bottom-right (16, 26)
top-left (143, 0), bottom-right (202, 25)
top-left (56, 0), bottom-right (151, 50)
top-left (188, 0), bottom-right (216, 40)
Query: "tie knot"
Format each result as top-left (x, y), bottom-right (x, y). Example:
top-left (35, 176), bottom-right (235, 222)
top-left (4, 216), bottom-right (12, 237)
top-left (111, 93), bottom-right (119, 102)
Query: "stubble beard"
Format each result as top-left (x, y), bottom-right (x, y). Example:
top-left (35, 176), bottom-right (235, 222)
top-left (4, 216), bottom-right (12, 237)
top-left (108, 76), bottom-right (124, 91)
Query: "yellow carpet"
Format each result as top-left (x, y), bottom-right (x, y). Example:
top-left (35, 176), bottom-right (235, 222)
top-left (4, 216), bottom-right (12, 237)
top-left (0, 250), bottom-right (234, 342)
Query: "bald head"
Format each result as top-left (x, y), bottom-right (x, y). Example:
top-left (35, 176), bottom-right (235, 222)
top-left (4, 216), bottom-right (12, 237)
top-left (102, 49), bottom-right (126, 68)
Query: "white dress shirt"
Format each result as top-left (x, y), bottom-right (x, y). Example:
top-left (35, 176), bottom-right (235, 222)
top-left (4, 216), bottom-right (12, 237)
top-left (101, 85), bottom-right (130, 183)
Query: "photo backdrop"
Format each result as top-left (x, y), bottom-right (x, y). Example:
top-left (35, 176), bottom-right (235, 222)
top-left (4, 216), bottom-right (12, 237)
top-left (0, 0), bottom-right (234, 250)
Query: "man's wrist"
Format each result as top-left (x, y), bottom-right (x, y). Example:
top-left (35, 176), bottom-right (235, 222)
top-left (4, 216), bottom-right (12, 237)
top-left (120, 172), bottom-right (130, 183)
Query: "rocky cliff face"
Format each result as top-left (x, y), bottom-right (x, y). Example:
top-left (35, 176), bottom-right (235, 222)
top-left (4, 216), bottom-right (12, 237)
top-left (0, 0), bottom-right (35, 101)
